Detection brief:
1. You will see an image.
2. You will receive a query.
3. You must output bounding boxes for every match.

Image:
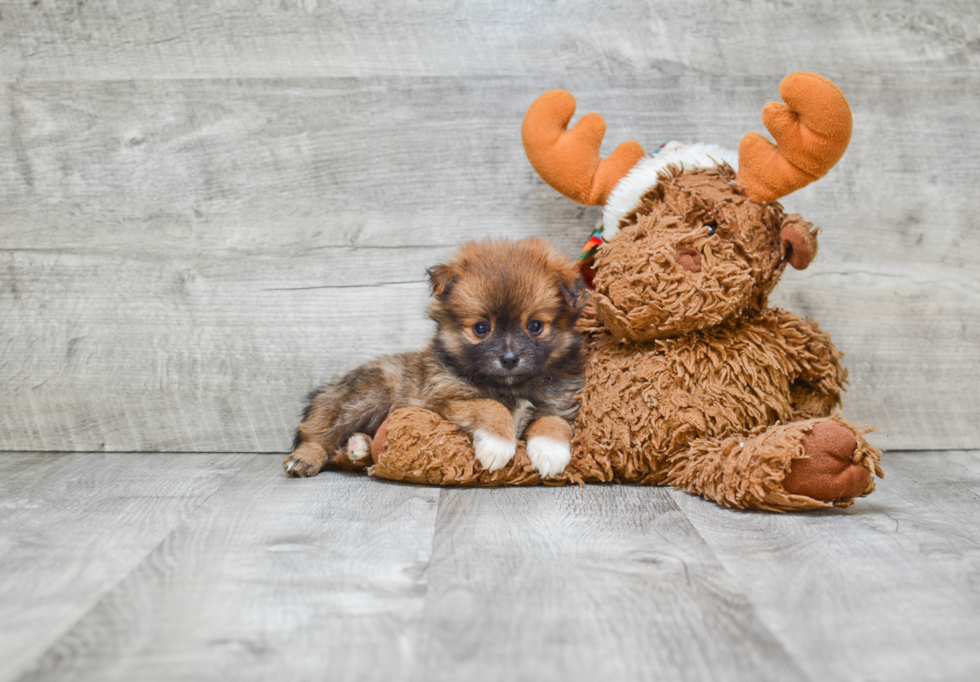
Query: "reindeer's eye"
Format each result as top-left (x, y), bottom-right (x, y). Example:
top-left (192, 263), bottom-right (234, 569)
top-left (706, 221), bottom-right (718, 236)
top-left (473, 321), bottom-right (490, 338)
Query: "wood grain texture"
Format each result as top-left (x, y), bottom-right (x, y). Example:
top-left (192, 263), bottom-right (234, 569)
top-left (0, 452), bottom-right (249, 682)
top-left (1, 75), bottom-right (978, 453)
top-left (9, 452), bottom-right (978, 681)
top-left (3, 75), bottom-right (977, 258)
top-left (411, 485), bottom-right (804, 681)
top-left (8, 456), bottom-right (806, 682)
top-left (2, 249), bottom-right (975, 452)
top-left (1, 4), bottom-right (978, 452)
top-left (14, 456), bottom-right (442, 682)
top-left (672, 450), bottom-right (980, 682)
top-left (1, 0), bottom-right (978, 81)
top-left (9, 451), bottom-right (980, 682)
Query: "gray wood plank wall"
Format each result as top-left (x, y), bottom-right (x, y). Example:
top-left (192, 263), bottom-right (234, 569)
top-left (2, 1), bottom-right (978, 452)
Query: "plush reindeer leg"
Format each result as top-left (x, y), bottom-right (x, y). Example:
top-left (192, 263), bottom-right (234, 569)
top-left (665, 415), bottom-right (882, 512)
top-left (368, 407), bottom-right (544, 487)
top-left (369, 407), bottom-right (613, 487)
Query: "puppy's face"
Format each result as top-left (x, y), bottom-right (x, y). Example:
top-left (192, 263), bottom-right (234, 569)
top-left (427, 238), bottom-right (583, 388)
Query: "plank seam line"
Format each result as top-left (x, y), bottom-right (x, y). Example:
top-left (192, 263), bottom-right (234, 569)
top-left (261, 279), bottom-right (426, 291)
top-left (409, 486), bottom-right (453, 674)
top-left (392, 486), bottom-right (444, 679)
top-left (3, 68), bottom-right (980, 85)
top-left (0, 450), bottom-right (291, 455)
top-left (2, 448), bottom-right (973, 456)
top-left (664, 488), bottom-right (819, 682)
top-left (9, 453), bottom-right (256, 681)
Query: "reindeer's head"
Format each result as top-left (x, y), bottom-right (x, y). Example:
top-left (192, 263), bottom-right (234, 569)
top-left (522, 73), bottom-right (851, 341)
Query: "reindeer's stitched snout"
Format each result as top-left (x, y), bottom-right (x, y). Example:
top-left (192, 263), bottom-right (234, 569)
top-left (589, 166), bottom-right (792, 342)
top-left (676, 247), bottom-right (702, 273)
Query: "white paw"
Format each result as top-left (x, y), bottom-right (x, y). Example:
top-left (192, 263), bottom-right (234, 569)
top-left (473, 429), bottom-right (517, 472)
top-left (347, 433), bottom-right (371, 461)
top-left (526, 437), bottom-right (571, 478)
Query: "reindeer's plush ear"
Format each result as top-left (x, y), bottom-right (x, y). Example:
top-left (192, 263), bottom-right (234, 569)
top-left (426, 263), bottom-right (458, 298)
top-left (780, 214), bottom-right (820, 270)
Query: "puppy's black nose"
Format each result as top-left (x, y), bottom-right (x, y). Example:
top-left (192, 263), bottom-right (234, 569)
top-left (499, 352), bottom-right (520, 370)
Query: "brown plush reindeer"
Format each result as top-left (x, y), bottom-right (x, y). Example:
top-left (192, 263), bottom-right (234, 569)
top-left (365, 73), bottom-right (884, 511)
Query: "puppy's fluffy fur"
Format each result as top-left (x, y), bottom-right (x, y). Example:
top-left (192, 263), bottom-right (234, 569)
top-left (284, 238), bottom-right (584, 479)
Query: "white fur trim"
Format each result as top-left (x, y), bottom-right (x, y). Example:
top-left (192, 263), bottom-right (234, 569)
top-left (473, 429), bottom-right (517, 472)
top-left (602, 142), bottom-right (738, 239)
top-left (526, 437), bottom-right (572, 478)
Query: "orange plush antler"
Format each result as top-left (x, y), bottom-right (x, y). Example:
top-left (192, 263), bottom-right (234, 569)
top-left (522, 90), bottom-right (646, 206)
top-left (737, 72), bottom-right (853, 204)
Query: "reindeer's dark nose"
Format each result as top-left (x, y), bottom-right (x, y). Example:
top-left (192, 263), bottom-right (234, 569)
top-left (499, 352), bottom-right (520, 370)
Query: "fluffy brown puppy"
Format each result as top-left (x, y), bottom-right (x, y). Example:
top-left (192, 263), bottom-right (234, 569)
top-left (284, 238), bottom-right (584, 479)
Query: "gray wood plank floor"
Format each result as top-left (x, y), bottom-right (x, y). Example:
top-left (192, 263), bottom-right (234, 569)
top-left (2, 451), bottom-right (977, 682)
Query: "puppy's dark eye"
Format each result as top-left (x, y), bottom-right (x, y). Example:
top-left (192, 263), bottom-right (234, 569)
top-left (527, 319), bottom-right (544, 335)
top-left (472, 321), bottom-right (490, 338)
top-left (706, 221), bottom-right (718, 236)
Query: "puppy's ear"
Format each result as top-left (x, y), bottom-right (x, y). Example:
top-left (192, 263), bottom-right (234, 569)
top-left (556, 263), bottom-right (585, 307)
top-left (533, 238), bottom-right (584, 307)
top-left (427, 263), bottom-right (458, 298)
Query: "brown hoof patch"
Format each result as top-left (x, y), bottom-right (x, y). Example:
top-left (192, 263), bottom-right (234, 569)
top-left (783, 421), bottom-right (869, 502)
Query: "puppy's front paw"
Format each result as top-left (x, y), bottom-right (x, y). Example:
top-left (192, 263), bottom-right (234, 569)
top-left (473, 429), bottom-right (517, 472)
top-left (526, 437), bottom-right (571, 478)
